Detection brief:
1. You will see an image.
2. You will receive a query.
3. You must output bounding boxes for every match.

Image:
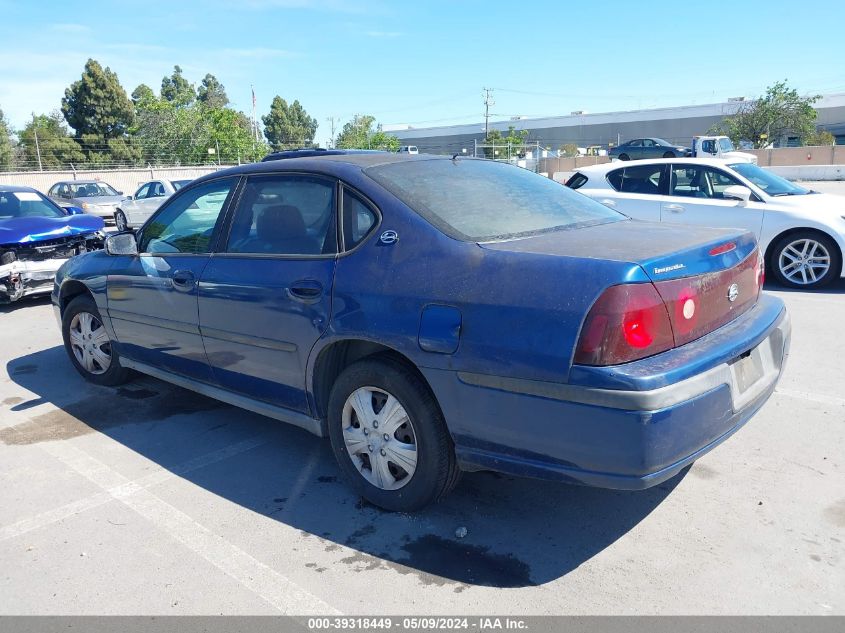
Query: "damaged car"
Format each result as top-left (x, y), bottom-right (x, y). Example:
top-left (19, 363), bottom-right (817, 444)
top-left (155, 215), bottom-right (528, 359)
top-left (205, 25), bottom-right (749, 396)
top-left (1, 186), bottom-right (104, 304)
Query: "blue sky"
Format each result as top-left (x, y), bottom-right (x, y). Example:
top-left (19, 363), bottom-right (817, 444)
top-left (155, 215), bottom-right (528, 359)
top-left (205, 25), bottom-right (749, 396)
top-left (2, 0), bottom-right (844, 146)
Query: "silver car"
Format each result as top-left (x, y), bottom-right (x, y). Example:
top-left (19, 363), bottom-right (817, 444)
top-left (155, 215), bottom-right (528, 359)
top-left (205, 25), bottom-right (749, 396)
top-left (48, 180), bottom-right (127, 222)
top-left (114, 179), bottom-right (193, 231)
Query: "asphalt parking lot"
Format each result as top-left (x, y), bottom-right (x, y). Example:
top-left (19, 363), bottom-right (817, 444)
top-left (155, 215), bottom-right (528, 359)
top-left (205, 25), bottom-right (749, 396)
top-left (1, 211), bottom-right (843, 617)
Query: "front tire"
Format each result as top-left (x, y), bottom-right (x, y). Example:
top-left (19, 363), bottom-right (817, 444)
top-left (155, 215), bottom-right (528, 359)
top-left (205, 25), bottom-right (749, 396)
top-left (663, 151), bottom-right (675, 158)
top-left (618, 153), bottom-right (630, 161)
top-left (327, 356), bottom-right (460, 512)
top-left (770, 231), bottom-right (841, 289)
top-left (114, 210), bottom-right (128, 232)
top-left (62, 295), bottom-right (132, 386)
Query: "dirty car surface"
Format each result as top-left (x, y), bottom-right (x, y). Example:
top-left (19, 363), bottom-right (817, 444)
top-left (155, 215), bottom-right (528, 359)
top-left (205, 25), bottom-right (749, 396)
top-left (52, 155), bottom-right (789, 512)
top-left (1, 186), bottom-right (104, 303)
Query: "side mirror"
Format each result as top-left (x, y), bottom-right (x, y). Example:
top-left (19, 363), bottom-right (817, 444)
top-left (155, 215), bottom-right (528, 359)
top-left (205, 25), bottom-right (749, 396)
top-left (723, 185), bottom-right (752, 203)
top-left (105, 233), bottom-right (139, 256)
top-left (124, 195), bottom-right (133, 201)
top-left (117, 191), bottom-right (124, 195)
top-left (65, 206), bottom-right (84, 215)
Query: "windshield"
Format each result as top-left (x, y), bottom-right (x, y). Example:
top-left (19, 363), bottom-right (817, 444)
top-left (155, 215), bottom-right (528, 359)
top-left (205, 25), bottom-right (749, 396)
top-left (172, 180), bottom-right (192, 191)
top-left (0, 190), bottom-right (65, 219)
top-left (719, 138), bottom-right (735, 152)
top-left (69, 182), bottom-right (119, 197)
top-left (729, 162), bottom-right (810, 196)
top-left (366, 158), bottom-right (623, 241)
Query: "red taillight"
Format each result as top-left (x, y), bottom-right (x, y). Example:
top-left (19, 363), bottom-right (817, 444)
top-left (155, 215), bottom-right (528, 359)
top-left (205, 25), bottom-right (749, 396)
top-left (709, 241), bottom-right (736, 256)
top-left (575, 283), bottom-right (674, 366)
top-left (575, 250), bottom-right (762, 367)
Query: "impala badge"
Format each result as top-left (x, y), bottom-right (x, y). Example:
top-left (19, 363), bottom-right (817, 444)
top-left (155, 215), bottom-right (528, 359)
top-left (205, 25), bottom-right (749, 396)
top-left (727, 283), bottom-right (739, 302)
top-left (379, 230), bottom-right (399, 245)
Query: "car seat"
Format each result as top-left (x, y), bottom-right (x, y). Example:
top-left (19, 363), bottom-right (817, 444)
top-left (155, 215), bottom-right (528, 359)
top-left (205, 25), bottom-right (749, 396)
top-left (252, 204), bottom-right (320, 254)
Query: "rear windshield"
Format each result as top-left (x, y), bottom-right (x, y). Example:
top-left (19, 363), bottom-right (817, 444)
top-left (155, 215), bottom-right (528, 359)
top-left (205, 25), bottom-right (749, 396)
top-left (366, 159), bottom-right (623, 241)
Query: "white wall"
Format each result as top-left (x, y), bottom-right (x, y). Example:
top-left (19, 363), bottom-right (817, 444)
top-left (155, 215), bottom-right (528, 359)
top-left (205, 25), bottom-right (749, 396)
top-left (0, 166), bottom-right (225, 196)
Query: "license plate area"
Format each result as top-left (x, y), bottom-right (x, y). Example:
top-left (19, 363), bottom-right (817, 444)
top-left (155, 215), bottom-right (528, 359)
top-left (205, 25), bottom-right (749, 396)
top-left (728, 336), bottom-right (777, 411)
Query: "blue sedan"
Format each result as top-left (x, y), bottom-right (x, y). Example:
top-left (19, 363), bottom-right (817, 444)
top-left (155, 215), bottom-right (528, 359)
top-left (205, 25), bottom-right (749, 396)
top-left (52, 154), bottom-right (790, 511)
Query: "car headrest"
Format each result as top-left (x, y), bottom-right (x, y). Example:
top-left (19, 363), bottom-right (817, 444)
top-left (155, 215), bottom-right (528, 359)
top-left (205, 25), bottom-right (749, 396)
top-left (257, 204), bottom-right (307, 241)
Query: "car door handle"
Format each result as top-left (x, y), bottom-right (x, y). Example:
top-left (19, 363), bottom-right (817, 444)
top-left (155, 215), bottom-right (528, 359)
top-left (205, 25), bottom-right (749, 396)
top-left (664, 204), bottom-right (685, 213)
top-left (287, 280), bottom-right (324, 303)
top-left (172, 270), bottom-right (196, 288)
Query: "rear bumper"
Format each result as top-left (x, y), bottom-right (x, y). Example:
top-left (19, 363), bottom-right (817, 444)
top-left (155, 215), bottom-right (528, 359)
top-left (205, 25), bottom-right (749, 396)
top-left (424, 295), bottom-right (790, 489)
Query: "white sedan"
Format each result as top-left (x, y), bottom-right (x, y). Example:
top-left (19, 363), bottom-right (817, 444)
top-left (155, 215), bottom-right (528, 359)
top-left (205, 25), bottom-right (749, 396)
top-left (567, 158), bottom-right (845, 288)
top-left (114, 179), bottom-right (193, 231)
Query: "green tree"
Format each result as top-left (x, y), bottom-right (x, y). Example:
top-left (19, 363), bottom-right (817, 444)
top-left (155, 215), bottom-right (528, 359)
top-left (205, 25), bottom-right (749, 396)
top-left (131, 84), bottom-right (157, 109)
top-left (0, 106), bottom-right (13, 170)
top-left (713, 81), bottom-right (820, 148)
top-left (482, 126), bottom-right (528, 158)
top-left (18, 112), bottom-right (85, 170)
top-left (335, 114), bottom-right (399, 151)
top-left (559, 143), bottom-right (579, 158)
top-left (161, 65), bottom-right (195, 107)
top-left (134, 101), bottom-right (266, 166)
top-left (262, 96), bottom-right (318, 150)
top-left (806, 129), bottom-right (835, 146)
top-left (197, 74), bottom-right (229, 109)
top-left (61, 58), bottom-right (135, 139)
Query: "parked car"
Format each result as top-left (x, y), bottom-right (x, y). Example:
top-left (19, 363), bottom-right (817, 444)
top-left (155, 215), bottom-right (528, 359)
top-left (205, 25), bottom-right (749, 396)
top-left (566, 157), bottom-right (845, 289)
top-left (48, 180), bottom-right (128, 222)
top-left (53, 155), bottom-right (788, 511)
top-left (114, 179), bottom-right (193, 231)
top-left (1, 186), bottom-right (103, 303)
top-left (262, 148), bottom-right (386, 162)
top-left (398, 145), bottom-right (419, 154)
top-left (609, 138), bottom-right (691, 161)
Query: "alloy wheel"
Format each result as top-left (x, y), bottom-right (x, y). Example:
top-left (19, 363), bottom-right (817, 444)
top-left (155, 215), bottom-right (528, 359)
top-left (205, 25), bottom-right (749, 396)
top-left (341, 386), bottom-right (418, 491)
top-left (778, 238), bottom-right (831, 286)
top-left (69, 312), bottom-right (112, 375)
top-left (115, 211), bottom-right (127, 232)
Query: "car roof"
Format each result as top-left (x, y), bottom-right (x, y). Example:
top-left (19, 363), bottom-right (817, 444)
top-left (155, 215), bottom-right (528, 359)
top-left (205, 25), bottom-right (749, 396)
top-left (261, 148), bottom-right (387, 161)
top-left (576, 157), bottom-right (737, 174)
top-left (0, 184), bottom-right (40, 193)
top-left (191, 152), bottom-right (448, 186)
top-left (51, 180), bottom-right (106, 186)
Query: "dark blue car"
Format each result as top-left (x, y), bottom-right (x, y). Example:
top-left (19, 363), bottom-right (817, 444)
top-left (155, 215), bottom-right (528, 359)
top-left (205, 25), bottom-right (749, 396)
top-left (52, 154), bottom-right (790, 511)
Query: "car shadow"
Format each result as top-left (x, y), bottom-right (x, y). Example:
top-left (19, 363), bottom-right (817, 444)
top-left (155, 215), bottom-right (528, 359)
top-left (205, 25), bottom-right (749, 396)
top-left (0, 294), bottom-right (53, 314)
top-left (763, 277), bottom-right (845, 294)
top-left (5, 346), bottom-right (684, 589)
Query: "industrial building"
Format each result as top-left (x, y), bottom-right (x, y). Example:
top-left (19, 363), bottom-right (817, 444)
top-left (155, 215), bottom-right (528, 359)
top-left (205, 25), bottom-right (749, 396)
top-left (384, 93), bottom-right (845, 155)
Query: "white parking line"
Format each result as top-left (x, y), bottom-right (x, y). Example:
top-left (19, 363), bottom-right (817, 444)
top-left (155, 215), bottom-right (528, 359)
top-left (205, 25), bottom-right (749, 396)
top-left (775, 388), bottom-right (845, 407)
top-left (39, 440), bottom-right (340, 615)
top-left (0, 436), bottom-right (267, 543)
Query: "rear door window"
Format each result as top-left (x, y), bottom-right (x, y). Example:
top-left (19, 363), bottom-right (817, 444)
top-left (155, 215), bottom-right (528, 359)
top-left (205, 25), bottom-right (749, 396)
top-left (607, 165), bottom-right (665, 194)
top-left (226, 174), bottom-right (337, 256)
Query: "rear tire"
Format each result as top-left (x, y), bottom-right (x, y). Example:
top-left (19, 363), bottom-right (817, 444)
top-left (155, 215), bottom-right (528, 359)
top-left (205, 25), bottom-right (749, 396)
top-left (327, 356), bottom-right (460, 512)
top-left (62, 294), bottom-right (132, 386)
top-left (618, 153), bottom-right (630, 161)
top-left (770, 230), bottom-right (841, 289)
top-left (114, 210), bottom-right (128, 232)
top-left (663, 151), bottom-right (675, 158)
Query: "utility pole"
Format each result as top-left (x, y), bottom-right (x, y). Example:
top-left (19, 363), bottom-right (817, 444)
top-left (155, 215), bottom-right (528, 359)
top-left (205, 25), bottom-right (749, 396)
top-left (33, 128), bottom-right (43, 172)
top-left (482, 87), bottom-right (494, 139)
top-left (326, 116), bottom-right (338, 148)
